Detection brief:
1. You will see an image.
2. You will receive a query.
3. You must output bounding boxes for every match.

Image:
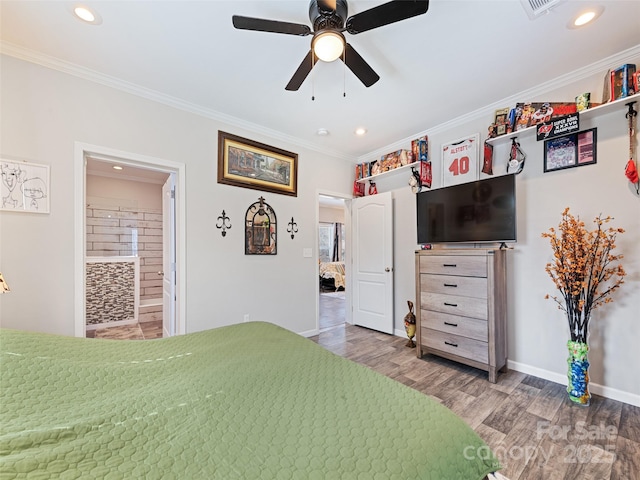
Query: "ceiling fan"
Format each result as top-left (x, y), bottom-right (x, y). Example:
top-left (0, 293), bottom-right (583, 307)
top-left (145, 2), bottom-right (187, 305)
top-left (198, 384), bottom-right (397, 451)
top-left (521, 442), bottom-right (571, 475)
top-left (232, 0), bottom-right (429, 91)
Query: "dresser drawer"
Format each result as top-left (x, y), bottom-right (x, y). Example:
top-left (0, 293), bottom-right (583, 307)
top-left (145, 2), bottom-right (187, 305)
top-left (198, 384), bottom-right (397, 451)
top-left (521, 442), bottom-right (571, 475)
top-left (419, 255), bottom-right (487, 277)
top-left (420, 291), bottom-right (488, 320)
top-left (421, 310), bottom-right (488, 342)
top-left (419, 273), bottom-right (487, 299)
top-left (422, 327), bottom-right (489, 364)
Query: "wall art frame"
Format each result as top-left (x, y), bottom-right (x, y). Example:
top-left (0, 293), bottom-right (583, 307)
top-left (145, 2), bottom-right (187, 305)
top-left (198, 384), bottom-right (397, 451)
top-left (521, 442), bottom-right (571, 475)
top-left (441, 133), bottom-right (479, 187)
top-left (543, 128), bottom-right (597, 173)
top-left (1, 159), bottom-right (50, 213)
top-left (218, 131), bottom-right (298, 197)
top-left (245, 196), bottom-right (277, 255)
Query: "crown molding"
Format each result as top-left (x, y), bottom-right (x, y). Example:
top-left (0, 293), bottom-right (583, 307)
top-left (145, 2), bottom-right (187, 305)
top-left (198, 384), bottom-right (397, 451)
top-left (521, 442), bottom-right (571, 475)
top-left (0, 41), bottom-right (355, 162)
top-left (3, 40), bottom-right (638, 165)
top-left (357, 44), bottom-right (640, 162)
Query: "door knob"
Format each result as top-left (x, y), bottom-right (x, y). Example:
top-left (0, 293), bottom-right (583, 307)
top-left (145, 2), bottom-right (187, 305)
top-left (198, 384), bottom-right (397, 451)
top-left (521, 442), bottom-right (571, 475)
top-left (385, 267), bottom-right (391, 272)
top-left (157, 271), bottom-right (164, 276)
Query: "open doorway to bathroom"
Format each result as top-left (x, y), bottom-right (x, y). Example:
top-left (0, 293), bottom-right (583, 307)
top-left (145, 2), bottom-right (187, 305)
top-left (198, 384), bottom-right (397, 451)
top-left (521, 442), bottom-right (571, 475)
top-left (318, 194), bottom-right (347, 332)
top-left (83, 158), bottom-right (171, 340)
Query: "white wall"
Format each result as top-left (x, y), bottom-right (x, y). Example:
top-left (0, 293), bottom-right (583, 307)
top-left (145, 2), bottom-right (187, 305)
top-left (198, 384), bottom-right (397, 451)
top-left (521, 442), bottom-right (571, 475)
top-left (319, 205), bottom-right (345, 224)
top-left (365, 53), bottom-right (640, 404)
top-left (87, 175), bottom-right (163, 210)
top-left (0, 55), bottom-right (353, 337)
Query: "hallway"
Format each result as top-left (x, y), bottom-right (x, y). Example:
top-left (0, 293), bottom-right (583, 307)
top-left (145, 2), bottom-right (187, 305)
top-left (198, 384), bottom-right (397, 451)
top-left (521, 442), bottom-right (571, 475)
top-left (319, 290), bottom-right (345, 332)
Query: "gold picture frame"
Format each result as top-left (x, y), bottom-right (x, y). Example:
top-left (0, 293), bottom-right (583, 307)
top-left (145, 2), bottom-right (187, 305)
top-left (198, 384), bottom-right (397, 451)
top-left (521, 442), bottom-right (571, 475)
top-left (218, 131), bottom-right (298, 197)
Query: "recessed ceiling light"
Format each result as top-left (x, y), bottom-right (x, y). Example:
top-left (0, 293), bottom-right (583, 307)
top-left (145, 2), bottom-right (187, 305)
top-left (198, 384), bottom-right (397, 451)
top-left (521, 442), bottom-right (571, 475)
top-left (316, 128), bottom-right (329, 136)
top-left (73, 5), bottom-right (102, 25)
top-left (568, 6), bottom-right (604, 28)
top-left (113, 165), bottom-right (123, 171)
top-left (354, 128), bottom-right (367, 136)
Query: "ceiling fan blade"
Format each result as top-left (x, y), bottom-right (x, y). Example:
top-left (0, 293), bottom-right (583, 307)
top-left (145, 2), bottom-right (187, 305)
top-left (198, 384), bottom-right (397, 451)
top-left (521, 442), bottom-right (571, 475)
top-left (232, 15), bottom-right (311, 36)
top-left (341, 43), bottom-right (380, 87)
top-left (317, 0), bottom-right (337, 15)
top-left (345, 0), bottom-right (429, 34)
top-left (285, 50), bottom-right (317, 91)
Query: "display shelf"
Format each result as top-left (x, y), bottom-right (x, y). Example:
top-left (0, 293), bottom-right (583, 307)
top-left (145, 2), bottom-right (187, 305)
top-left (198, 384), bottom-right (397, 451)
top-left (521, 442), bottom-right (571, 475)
top-left (356, 161), bottom-right (418, 183)
top-left (485, 93), bottom-right (640, 146)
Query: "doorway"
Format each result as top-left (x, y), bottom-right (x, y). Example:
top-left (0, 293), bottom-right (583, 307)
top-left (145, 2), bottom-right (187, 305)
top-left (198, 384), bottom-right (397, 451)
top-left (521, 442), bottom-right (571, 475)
top-left (317, 193), bottom-right (349, 332)
top-left (74, 143), bottom-right (186, 339)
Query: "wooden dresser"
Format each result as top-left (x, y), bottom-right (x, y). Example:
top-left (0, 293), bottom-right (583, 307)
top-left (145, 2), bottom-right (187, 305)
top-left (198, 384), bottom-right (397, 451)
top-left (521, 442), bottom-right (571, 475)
top-left (414, 248), bottom-right (507, 383)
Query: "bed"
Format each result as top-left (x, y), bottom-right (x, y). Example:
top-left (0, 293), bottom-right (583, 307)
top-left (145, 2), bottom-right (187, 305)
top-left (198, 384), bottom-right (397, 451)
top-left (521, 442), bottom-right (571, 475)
top-left (319, 261), bottom-right (345, 291)
top-left (1, 322), bottom-right (501, 479)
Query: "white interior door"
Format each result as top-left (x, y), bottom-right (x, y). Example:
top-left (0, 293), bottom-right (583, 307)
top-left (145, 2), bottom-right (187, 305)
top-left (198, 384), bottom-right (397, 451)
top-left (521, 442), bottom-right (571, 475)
top-left (162, 175), bottom-right (176, 337)
top-left (352, 191), bottom-right (394, 334)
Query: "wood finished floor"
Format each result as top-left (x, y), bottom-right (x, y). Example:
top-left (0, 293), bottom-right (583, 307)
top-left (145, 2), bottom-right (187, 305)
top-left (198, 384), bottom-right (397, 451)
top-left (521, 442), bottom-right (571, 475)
top-left (310, 322), bottom-right (640, 480)
top-left (85, 320), bottom-right (163, 340)
top-left (319, 290), bottom-right (346, 332)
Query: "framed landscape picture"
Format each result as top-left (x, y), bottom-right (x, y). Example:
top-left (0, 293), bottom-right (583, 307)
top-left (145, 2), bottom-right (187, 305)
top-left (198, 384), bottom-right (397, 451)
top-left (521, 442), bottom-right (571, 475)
top-left (218, 131), bottom-right (298, 197)
top-left (544, 128), bottom-right (597, 173)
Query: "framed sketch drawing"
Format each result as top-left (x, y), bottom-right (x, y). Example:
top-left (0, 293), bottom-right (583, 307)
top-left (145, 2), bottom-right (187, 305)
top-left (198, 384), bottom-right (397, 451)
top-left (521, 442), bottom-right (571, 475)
top-left (441, 134), bottom-right (480, 187)
top-left (218, 131), bottom-right (298, 197)
top-left (1, 160), bottom-right (50, 213)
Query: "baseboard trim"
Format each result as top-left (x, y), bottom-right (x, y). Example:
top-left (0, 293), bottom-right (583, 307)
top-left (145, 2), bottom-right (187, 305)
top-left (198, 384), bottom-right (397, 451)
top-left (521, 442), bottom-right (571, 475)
top-left (507, 360), bottom-right (640, 408)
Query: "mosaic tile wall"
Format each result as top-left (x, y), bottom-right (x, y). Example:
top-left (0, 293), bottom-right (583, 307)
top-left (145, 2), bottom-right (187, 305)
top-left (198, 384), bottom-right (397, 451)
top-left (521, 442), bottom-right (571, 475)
top-left (86, 261), bottom-right (136, 325)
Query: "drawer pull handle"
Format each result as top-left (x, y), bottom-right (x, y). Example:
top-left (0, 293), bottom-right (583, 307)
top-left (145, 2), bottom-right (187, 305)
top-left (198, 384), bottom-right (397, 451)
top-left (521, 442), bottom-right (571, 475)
top-left (444, 321), bottom-right (458, 327)
top-left (443, 283), bottom-right (457, 288)
top-left (445, 341), bottom-right (458, 347)
top-left (444, 302), bottom-right (458, 307)
top-left (443, 264), bottom-right (457, 268)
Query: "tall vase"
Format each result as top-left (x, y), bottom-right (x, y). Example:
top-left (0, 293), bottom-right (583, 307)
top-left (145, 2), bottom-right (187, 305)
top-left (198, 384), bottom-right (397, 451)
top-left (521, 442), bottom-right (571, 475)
top-left (567, 340), bottom-right (590, 406)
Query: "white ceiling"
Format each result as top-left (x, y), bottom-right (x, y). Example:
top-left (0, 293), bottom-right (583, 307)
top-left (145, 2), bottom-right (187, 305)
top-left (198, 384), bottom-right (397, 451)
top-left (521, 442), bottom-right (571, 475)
top-left (2, 1), bottom-right (639, 162)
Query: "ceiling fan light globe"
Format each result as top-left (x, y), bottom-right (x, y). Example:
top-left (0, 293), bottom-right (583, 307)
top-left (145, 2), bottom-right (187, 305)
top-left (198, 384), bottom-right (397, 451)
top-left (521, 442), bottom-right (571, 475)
top-left (313, 31), bottom-right (344, 62)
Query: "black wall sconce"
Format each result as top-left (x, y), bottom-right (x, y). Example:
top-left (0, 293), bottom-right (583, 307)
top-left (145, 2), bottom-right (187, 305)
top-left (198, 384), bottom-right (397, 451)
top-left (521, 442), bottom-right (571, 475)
top-left (216, 210), bottom-right (232, 237)
top-left (287, 217), bottom-right (298, 239)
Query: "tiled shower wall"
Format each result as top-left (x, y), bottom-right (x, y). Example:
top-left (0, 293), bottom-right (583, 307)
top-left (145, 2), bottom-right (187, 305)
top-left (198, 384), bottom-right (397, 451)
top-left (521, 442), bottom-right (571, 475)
top-left (86, 205), bottom-right (163, 301)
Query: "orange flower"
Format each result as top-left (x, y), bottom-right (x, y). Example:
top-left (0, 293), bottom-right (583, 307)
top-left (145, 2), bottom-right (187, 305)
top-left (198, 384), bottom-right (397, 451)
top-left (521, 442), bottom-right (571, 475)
top-left (541, 208), bottom-right (626, 343)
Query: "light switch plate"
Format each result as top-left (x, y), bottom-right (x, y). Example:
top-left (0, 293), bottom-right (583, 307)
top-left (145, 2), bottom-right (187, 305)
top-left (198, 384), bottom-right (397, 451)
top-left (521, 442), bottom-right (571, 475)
top-left (303, 248), bottom-right (312, 258)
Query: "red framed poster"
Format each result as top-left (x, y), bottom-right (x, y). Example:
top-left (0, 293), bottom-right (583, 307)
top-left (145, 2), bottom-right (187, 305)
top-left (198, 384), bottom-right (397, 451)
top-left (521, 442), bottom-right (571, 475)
top-left (441, 133), bottom-right (479, 187)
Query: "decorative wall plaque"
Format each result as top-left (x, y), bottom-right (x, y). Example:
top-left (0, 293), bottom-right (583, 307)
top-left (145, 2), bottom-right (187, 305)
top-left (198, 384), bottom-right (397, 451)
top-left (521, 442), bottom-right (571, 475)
top-left (245, 196), bottom-right (277, 255)
top-left (287, 217), bottom-right (298, 239)
top-left (216, 210), bottom-right (232, 237)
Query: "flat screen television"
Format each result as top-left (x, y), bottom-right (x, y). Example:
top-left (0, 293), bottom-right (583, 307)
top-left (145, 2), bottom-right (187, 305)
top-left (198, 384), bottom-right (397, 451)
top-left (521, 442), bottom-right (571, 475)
top-left (416, 174), bottom-right (517, 244)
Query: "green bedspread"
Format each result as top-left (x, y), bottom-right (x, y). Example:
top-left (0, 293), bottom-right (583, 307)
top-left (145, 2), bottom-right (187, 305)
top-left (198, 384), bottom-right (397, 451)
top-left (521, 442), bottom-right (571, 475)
top-left (1, 322), bottom-right (500, 479)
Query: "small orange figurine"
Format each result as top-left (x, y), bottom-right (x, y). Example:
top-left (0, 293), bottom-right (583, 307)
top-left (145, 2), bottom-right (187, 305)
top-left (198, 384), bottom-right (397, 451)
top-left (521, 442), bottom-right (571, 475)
top-left (404, 300), bottom-right (416, 348)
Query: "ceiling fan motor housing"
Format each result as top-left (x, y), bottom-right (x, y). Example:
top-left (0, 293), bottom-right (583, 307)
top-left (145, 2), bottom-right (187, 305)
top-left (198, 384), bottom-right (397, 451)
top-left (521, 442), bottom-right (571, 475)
top-left (309, 0), bottom-right (348, 30)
